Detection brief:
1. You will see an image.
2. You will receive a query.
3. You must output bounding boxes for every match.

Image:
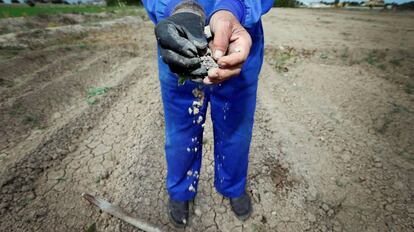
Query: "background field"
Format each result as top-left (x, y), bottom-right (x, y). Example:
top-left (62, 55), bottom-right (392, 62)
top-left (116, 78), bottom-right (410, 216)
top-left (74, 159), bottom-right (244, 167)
top-left (0, 6), bottom-right (413, 232)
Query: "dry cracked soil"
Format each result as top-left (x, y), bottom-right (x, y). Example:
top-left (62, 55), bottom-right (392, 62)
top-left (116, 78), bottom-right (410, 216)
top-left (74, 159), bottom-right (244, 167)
top-left (0, 8), bottom-right (413, 232)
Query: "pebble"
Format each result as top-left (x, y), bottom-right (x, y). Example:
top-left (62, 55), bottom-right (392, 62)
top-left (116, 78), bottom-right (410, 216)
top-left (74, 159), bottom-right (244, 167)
top-left (307, 212), bottom-right (316, 222)
top-left (392, 181), bottom-right (404, 190)
top-left (373, 157), bottom-right (382, 163)
top-left (342, 153), bottom-right (351, 162)
top-left (318, 208), bottom-right (326, 216)
top-left (306, 190), bottom-right (318, 202)
top-left (385, 204), bottom-right (394, 211)
top-left (350, 166), bottom-right (357, 172)
top-left (321, 203), bottom-right (330, 212)
top-left (194, 208), bottom-right (202, 217)
top-left (374, 162), bottom-right (383, 168)
top-left (52, 112), bottom-right (62, 119)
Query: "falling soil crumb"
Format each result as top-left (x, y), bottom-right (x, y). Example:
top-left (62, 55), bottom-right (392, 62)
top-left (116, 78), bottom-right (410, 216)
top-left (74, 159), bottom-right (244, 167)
top-left (200, 49), bottom-right (219, 71)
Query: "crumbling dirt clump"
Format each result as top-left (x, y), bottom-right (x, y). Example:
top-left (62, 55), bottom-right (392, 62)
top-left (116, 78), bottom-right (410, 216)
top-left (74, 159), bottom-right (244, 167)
top-left (200, 49), bottom-right (218, 71)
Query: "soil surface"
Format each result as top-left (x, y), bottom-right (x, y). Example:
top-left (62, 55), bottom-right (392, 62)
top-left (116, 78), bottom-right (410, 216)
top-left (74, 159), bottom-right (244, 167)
top-left (0, 8), bottom-right (413, 232)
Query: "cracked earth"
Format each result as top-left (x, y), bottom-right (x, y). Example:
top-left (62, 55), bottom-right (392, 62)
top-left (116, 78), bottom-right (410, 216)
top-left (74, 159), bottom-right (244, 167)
top-left (0, 8), bottom-right (413, 232)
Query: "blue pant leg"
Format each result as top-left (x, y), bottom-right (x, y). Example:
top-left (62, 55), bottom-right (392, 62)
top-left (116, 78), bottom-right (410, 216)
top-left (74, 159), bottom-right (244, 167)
top-left (209, 25), bottom-right (264, 198)
top-left (210, 80), bottom-right (258, 198)
top-left (159, 62), bottom-right (209, 201)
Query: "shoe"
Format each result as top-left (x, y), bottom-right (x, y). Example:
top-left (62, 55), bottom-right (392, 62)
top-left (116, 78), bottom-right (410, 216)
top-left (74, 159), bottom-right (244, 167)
top-left (230, 192), bottom-right (252, 221)
top-left (168, 198), bottom-right (189, 228)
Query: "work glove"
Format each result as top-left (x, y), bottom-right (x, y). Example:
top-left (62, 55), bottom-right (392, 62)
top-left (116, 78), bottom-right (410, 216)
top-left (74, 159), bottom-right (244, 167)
top-left (155, 1), bottom-right (208, 82)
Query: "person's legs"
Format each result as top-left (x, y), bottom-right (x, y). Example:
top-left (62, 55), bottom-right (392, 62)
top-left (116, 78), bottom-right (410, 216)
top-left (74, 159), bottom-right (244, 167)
top-left (209, 79), bottom-right (258, 198)
top-left (159, 75), bottom-right (209, 201)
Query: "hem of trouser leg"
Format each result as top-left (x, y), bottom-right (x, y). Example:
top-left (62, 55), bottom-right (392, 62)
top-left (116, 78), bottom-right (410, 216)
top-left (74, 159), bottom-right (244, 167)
top-left (215, 187), bottom-right (245, 199)
top-left (169, 192), bottom-right (197, 202)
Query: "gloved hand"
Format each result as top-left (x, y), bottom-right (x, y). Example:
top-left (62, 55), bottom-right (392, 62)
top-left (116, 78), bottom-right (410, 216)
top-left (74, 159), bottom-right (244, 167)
top-left (155, 2), bottom-right (208, 82)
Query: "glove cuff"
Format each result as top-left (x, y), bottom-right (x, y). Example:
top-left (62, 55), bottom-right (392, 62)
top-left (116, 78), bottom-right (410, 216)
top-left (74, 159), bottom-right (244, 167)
top-left (168, 0), bottom-right (206, 22)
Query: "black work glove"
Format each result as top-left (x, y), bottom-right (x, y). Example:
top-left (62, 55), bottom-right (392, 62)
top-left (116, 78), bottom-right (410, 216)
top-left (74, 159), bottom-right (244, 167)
top-left (155, 8), bottom-right (208, 82)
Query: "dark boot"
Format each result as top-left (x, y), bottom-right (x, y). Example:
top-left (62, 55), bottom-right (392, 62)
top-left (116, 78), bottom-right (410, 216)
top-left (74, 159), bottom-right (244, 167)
top-left (230, 192), bottom-right (252, 221)
top-left (168, 198), bottom-right (189, 228)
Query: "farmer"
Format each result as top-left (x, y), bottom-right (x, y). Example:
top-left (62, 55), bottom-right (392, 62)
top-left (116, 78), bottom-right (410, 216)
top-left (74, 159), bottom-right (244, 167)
top-left (142, 0), bottom-right (274, 227)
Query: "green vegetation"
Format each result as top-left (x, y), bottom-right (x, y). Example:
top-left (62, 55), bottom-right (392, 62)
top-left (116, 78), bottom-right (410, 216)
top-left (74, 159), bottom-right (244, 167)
top-left (84, 223), bottom-right (96, 232)
top-left (9, 102), bottom-right (26, 116)
top-left (56, 176), bottom-right (68, 182)
top-left (273, 0), bottom-right (298, 7)
top-left (390, 102), bottom-right (412, 114)
top-left (106, 0), bottom-right (143, 7)
top-left (86, 86), bottom-right (111, 105)
top-left (178, 76), bottom-right (186, 86)
top-left (319, 53), bottom-right (328, 60)
top-left (398, 150), bottom-right (414, 161)
top-left (8, 102), bottom-right (44, 128)
top-left (22, 114), bottom-right (38, 125)
top-left (365, 52), bottom-right (386, 70)
top-left (271, 47), bottom-right (300, 72)
top-left (0, 4), bottom-right (140, 18)
top-left (404, 83), bottom-right (413, 95)
top-left (0, 153), bottom-right (7, 161)
top-left (389, 57), bottom-right (403, 67)
top-left (378, 102), bottom-right (412, 134)
top-left (95, 175), bottom-right (102, 184)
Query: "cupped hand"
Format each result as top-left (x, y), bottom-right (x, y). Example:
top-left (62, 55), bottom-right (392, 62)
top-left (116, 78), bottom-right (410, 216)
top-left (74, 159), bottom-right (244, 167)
top-left (204, 10), bottom-right (252, 84)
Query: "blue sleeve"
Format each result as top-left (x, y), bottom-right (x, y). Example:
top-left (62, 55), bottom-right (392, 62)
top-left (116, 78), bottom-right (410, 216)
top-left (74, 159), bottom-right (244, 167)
top-left (141, 0), bottom-right (158, 23)
top-left (141, 0), bottom-right (201, 24)
top-left (211, 0), bottom-right (274, 28)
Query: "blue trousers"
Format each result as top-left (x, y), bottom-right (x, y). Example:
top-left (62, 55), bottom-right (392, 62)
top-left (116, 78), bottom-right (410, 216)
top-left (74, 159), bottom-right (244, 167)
top-left (158, 22), bottom-right (264, 201)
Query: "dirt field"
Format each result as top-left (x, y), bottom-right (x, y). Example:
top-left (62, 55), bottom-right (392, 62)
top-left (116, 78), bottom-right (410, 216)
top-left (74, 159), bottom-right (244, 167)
top-left (0, 8), bottom-right (413, 232)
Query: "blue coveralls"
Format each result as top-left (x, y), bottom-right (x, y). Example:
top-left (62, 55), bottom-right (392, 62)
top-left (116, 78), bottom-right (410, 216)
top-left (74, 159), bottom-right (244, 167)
top-left (142, 0), bottom-right (274, 201)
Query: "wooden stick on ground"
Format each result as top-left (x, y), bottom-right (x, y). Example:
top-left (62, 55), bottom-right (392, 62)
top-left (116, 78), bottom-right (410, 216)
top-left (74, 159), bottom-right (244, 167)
top-left (82, 193), bottom-right (162, 232)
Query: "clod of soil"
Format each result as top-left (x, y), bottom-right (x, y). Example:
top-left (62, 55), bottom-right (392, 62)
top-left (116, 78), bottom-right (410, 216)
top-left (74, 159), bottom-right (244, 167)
top-left (200, 49), bottom-right (218, 71)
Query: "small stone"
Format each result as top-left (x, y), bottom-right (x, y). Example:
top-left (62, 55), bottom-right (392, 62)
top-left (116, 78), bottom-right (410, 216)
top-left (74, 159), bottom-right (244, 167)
top-left (392, 181), bottom-right (404, 190)
top-left (282, 216), bottom-right (290, 221)
top-left (350, 166), bottom-right (357, 173)
top-left (194, 208), bottom-right (202, 217)
top-left (271, 211), bottom-right (277, 216)
top-left (35, 208), bottom-right (48, 218)
top-left (306, 190), bottom-right (318, 202)
top-left (100, 212), bottom-right (111, 220)
top-left (321, 203), bottom-right (330, 212)
top-left (342, 153), bottom-right (351, 162)
top-left (333, 145), bottom-right (342, 153)
top-left (307, 212), bottom-right (316, 222)
top-left (318, 209), bottom-right (326, 216)
top-left (385, 204), bottom-right (394, 211)
top-left (373, 157), bottom-right (382, 163)
top-left (52, 112), bottom-right (62, 119)
top-left (374, 162), bottom-right (383, 168)
top-left (328, 209), bottom-right (335, 217)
